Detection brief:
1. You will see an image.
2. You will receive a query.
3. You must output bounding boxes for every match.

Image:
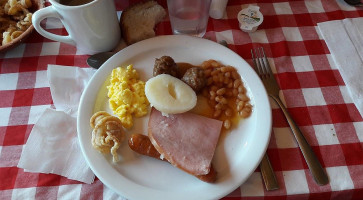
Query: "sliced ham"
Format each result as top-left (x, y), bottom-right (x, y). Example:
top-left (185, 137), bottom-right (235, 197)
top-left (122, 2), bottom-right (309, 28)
top-left (148, 108), bottom-right (223, 176)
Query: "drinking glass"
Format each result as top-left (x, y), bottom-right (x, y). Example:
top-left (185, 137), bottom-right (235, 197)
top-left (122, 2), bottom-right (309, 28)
top-left (167, 0), bottom-right (212, 37)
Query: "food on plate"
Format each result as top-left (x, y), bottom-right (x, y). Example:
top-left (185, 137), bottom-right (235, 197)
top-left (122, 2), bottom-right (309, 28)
top-left (153, 55), bottom-right (179, 77)
top-left (88, 56), bottom-right (253, 183)
top-left (148, 108), bottom-right (223, 176)
top-left (153, 56), bottom-right (207, 92)
top-left (201, 59), bottom-right (252, 130)
top-left (128, 133), bottom-right (166, 161)
top-left (128, 133), bottom-right (217, 183)
top-left (90, 111), bottom-right (125, 163)
top-left (151, 57), bottom-right (252, 130)
top-left (120, 0), bottom-right (166, 45)
top-left (107, 64), bottom-right (149, 129)
top-left (96, 56), bottom-right (251, 179)
top-left (0, 0), bottom-right (33, 45)
top-left (181, 67), bottom-right (206, 92)
top-left (145, 74), bottom-right (197, 114)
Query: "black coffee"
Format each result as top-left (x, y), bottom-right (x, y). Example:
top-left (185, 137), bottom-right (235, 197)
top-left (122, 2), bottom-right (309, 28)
top-left (59, 0), bottom-right (93, 6)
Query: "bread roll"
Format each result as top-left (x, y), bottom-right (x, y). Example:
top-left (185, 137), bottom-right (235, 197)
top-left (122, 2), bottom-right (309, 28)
top-left (120, 1), bottom-right (166, 45)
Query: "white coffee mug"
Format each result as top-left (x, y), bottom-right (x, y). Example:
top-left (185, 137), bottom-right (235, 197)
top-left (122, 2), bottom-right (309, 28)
top-left (32, 0), bottom-right (121, 54)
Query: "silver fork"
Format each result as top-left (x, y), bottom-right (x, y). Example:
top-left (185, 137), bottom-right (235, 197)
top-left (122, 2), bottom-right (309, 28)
top-left (251, 47), bottom-right (329, 186)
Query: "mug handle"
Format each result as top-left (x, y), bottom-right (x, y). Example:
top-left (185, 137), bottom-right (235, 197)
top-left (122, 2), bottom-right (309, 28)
top-left (32, 6), bottom-right (75, 46)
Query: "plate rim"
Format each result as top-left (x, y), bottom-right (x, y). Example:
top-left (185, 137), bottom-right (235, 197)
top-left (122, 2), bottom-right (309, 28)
top-left (77, 35), bottom-right (272, 200)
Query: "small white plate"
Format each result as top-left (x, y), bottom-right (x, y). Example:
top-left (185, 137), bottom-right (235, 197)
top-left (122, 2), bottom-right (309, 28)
top-left (78, 35), bottom-right (271, 200)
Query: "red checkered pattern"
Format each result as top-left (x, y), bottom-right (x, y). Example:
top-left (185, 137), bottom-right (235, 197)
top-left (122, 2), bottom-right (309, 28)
top-left (1, 0), bottom-right (363, 199)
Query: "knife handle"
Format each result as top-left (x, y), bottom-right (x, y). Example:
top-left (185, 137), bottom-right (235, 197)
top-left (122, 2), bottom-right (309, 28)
top-left (260, 153), bottom-right (279, 191)
top-left (271, 96), bottom-right (329, 185)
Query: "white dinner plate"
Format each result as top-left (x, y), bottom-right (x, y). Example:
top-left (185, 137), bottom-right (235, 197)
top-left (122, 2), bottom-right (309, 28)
top-left (78, 35), bottom-right (271, 200)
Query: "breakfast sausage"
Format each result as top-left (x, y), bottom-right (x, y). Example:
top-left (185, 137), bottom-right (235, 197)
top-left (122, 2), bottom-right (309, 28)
top-left (128, 133), bottom-right (165, 160)
top-left (128, 134), bottom-right (217, 183)
top-left (153, 56), bottom-right (179, 77)
top-left (181, 67), bottom-right (206, 92)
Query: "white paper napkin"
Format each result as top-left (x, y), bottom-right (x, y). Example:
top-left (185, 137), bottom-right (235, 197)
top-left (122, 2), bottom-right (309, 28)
top-left (18, 65), bottom-right (96, 184)
top-left (48, 65), bottom-right (96, 117)
top-left (318, 18), bottom-right (363, 117)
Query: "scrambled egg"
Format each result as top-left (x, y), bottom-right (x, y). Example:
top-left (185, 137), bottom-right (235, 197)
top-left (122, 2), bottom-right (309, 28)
top-left (107, 65), bottom-right (149, 129)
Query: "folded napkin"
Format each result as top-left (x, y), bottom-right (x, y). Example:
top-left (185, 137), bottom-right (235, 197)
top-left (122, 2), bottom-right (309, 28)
top-left (18, 65), bottom-right (96, 184)
top-left (318, 18), bottom-right (363, 117)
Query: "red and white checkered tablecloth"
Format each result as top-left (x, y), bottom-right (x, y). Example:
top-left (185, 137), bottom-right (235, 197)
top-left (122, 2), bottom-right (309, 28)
top-left (1, 0), bottom-right (363, 199)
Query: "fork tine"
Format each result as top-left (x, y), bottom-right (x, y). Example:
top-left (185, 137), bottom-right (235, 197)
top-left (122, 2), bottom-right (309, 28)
top-left (256, 47), bottom-right (268, 77)
top-left (256, 48), bottom-right (263, 74)
top-left (251, 49), bottom-right (256, 68)
top-left (261, 47), bottom-right (273, 76)
top-left (251, 49), bottom-right (259, 73)
top-left (251, 48), bottom-right (263, 76)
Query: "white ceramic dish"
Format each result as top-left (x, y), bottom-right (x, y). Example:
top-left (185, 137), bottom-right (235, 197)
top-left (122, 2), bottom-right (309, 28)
top-left (77, 35), bottom-right (271, 200)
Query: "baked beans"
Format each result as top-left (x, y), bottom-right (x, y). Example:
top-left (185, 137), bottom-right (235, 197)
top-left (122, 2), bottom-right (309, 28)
top-left (201, 59), bottom-right (252, 130)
